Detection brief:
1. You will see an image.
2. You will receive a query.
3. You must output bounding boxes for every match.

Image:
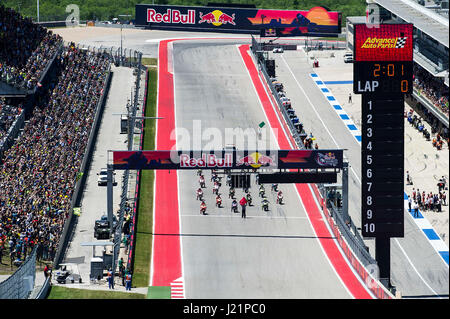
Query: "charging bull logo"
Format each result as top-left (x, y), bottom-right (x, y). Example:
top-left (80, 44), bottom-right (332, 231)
top-left (199, 10), bottom-right (236, 26)
top-left (236, 152), bottom-right (276, 169)
top-left (316, 152), bottom-right (339, 167)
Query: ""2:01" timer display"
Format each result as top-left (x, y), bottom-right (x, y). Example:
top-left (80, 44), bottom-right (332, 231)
top-left (353, 61), bottom-right (413, 94)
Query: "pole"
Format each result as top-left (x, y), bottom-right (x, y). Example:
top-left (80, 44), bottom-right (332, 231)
top-left (107, 164), bottom-right (114, 238)
top-left (342, 161), bottom-right (349, 223)
top-left (120, 23), bottom-right (123, 66)
top-left (375, 237), bottom-right (391, 290)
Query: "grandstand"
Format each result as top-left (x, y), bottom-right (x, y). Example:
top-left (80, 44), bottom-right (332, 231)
top-left (0, 4), bottom-right (112, 295)
top-left (347, 0), bottom-right (449, 136)
top-left (0, 5), bottom-right (63, 94)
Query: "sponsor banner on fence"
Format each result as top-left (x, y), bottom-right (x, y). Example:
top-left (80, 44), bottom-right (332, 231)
top-left (136, 4), bottom-right (341, 36)
top-left (111, 149), bottom-right (344, 170)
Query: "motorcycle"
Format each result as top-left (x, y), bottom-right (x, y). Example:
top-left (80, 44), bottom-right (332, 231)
top-left (231, 200), bottom-right (238, 213)
top-left (226, 175), bottom-right (232, 186)
top-left (271, 184), bottom-right (278, 192)
top-left (246, 193), bottom-right (253, 206)
top-left (276, 192), bottom-right (283, 205)
top-left (259, 186), bottom-right (265, 198)
top-left (216, 196), bottom-right (222, 208)
top-left (213, 183), bottom-right (219, 195)
top-left (200, 202), bottom-right (207, 215)
top-left (199, 176), bottom-right (205, 188)
top-left (229, 188), bottom-right (235, 199)
top-left (196, 189), bottom-right (203, 201)
top-left (262, 199), bottom-right (269, 211)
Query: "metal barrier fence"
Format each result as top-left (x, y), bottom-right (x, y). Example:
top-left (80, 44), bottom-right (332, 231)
top-left (111, 51), bottom-right (143, 281)
top-left (0, 247), bottom-right (37, 299)
top-left (250, 36), bottom-right (394, 298)
top-left (126, 68), bottom-right (149, 275)
top-left (62, 41), bottom-right (142, 69)
top-left (303, 39), bottom-right (347, 51)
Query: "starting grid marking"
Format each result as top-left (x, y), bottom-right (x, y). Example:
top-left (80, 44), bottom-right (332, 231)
top-left (309, 72), bottom-right (449, 266)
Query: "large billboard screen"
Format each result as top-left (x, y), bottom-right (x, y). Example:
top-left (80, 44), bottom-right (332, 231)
top-left (111, 149), bottom-right (344, 170)
top-left (135, 4), bottom-right (342, 36)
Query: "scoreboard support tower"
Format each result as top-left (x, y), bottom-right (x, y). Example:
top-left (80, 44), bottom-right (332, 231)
top-left (353, 23), bottom-right (413, 291)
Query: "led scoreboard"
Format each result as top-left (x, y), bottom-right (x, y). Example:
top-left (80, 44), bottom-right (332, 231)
top-left (353, 23), bottom-right (413, 239)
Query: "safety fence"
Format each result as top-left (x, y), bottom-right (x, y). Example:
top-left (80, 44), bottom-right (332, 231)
top-left (0, 247), bottom-right (37, 299)
top-left (302, 38), bottom-right (347, 51)
top-left (111, 50), bottom-right (143, 285)
top-left (250, 36), bottom-right (394, 299)
top-left (62, 41), bottom-right (142, 69)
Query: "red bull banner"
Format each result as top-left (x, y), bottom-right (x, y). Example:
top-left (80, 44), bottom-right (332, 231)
top-left (135, 4), bottom-right (341, 36)
top-left (111, 149), bottom-right (344, 170)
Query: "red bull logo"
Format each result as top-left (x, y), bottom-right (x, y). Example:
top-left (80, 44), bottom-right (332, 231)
top-left (316, 152), bottom-right (339, 167)
top-left (180, 153), bottom-right (233, 168)
top-left (199, 10), bottom-right (236, 26)
top-left (236, 152), bottom-right (276, 169)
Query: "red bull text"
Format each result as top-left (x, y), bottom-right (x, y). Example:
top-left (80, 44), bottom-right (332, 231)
top-left (147, 9), bottom-right (196, 24)
top-left (180, 153), bottom-right (233, 168)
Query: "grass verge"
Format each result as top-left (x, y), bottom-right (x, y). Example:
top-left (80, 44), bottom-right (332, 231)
top-left (132, 65), bottom-right (157, 288)
top-left (47, 286), bottom-right (145, 299)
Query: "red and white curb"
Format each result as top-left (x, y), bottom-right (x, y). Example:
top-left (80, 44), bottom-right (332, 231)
top-left (170, 277), bottom-right (185, 299)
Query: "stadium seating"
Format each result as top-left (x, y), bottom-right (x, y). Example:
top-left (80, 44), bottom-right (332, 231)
top-left (0, 7), bottom-right (111, 264)
top-left (0, 4), bottom-right (63, 90)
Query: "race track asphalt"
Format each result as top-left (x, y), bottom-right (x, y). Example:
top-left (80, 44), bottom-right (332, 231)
top-left (173, 42), bottom-right (354, 298)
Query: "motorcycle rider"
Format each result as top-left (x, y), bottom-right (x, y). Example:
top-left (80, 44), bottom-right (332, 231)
top-left (226, 174), bottom-right (232, 186)
top-left (262, 198), bottom-right (269, 211)
top-left (229, 187), bottom-right (235, 199)
top-left (196, 188), bottom-right (203, 201)
top-left (216, 194), bottom-right (222, 208)
top-left (213, 181), bottom-right (220, 195)
top-left (246, 192), bottom-right (253, 206)
top-left (199, 175), bottom-right (205, 188)
top-left (231, 199), bottom-right (238, 213)
top-left (259, 184), bottom-right (265, 197)
top-left (271, 183), bottom-right (278, 192)
top-left (200, 201), bottom-right (207, 215)
top-left (277, 190), bottom-right (283, 204)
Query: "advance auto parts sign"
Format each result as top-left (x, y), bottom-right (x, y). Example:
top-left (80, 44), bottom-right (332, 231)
top-left (135, 4), bottom-right (341, 35)
top-left (354, 23), bottom-right (413, 62)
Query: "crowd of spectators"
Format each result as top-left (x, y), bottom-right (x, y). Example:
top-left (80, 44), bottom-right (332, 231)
top-left (409, 187), bottom-right (447, 214)
top-left (413, 64), bottom-right (449, 117)
top-left (0, 98), bottom-right (23, 144)
top-left (0, 5), bottom-right (62, 90)
top-left (0, 42), bottom-right (110, 266)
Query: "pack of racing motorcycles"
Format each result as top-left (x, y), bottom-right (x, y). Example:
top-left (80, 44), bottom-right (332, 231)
top-left (195, 169), bottom-right (284, 215)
